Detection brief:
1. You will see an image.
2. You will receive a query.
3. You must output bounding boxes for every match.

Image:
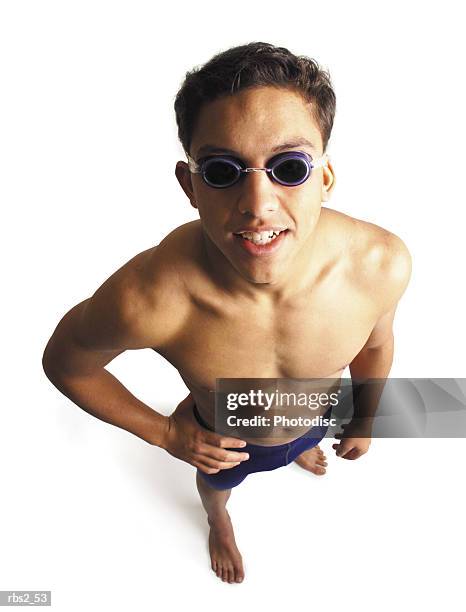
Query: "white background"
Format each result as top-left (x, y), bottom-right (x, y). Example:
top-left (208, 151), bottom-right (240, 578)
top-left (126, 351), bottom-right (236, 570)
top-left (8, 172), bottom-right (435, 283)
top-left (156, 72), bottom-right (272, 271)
top-left (1, 1), bottom-right (465, 610)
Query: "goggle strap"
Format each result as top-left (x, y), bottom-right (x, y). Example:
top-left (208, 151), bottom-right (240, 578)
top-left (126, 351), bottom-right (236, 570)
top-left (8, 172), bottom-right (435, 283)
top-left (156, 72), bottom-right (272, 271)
top-left (187, 154), bottom-right (201, 173)
top-left (310, 154), bottom-right (329, 169)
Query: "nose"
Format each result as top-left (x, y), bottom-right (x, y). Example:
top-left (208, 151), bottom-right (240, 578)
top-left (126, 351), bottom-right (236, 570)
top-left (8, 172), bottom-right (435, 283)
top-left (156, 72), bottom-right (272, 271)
top-left (237, 170), bottom-right (280, 217)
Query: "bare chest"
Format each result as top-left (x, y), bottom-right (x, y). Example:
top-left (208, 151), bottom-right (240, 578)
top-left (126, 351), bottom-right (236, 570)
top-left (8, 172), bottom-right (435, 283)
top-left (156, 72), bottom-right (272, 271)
top-left (156, 284), bottom-right (378, 393)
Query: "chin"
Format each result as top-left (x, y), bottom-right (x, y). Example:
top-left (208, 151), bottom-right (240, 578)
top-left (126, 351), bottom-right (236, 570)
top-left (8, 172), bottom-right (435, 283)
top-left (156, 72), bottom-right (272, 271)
top-left (208, 233), bottom-right (288, 285)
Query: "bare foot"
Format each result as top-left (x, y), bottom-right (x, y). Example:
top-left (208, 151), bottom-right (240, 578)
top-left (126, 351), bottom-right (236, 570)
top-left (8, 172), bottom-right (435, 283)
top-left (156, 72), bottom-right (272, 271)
top-left (208, 511), bottom-right (244, 583)
top-left (294, 445), bottom-right (328, 475)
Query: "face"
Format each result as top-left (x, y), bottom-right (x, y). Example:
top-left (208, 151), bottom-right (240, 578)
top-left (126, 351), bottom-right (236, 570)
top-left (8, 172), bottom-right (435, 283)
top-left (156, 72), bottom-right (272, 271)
top-left (175, 85), bottom-right (335, 285)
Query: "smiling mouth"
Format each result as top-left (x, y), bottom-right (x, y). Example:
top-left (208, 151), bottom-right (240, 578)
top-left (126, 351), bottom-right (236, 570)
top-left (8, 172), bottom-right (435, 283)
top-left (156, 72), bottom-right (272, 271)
top-left (233, 229), bottom-right (287, 245)
top-left (232, 228), bottom-right (289, 256)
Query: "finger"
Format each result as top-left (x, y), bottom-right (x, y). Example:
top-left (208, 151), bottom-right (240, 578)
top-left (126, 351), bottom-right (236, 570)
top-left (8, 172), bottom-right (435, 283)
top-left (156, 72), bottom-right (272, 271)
top-left (333, 442), bottom-right (352, 457)
top-left (193, 461), bottom-right (221, 475)
top-left (205, 432), bottom-right (247, 449)
top-left (343, 448), bottom-right (362, 460)
top-left (332, 443), bottom-right (346, 457)
top-left (198, 442), bottom-right (250, 463)
top-left (338, 445), bottom-right (356, 458)
top-left (194, 454), bottom-right (241, 470)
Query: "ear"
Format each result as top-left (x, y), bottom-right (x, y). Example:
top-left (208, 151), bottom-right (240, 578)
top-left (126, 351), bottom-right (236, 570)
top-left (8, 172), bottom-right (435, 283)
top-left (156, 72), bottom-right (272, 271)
top-left (175, 161), bottom-right (198, 209)
top-left (321, 157), bottom-right (336, 202)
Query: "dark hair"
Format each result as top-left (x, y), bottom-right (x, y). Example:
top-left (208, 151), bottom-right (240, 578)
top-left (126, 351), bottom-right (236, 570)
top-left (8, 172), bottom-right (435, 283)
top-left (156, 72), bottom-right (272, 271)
top-left (174, 42), bottom-right (336, 156)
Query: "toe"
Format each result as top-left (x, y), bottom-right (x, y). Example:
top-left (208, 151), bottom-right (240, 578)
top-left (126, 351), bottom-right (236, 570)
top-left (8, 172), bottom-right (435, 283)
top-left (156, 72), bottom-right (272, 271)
top-left (235, 562), bottom-right (244, 583)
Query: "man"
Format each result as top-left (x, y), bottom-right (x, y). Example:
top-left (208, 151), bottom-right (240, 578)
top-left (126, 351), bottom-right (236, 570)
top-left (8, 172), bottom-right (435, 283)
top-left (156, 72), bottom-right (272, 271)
top-left (42, 42), bottom-right (411, 584)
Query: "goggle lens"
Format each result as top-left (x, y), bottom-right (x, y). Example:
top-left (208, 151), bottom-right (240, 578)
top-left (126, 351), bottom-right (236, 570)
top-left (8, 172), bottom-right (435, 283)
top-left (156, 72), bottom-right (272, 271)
top-left (203, 159), bottom-right (240, 188)
top-left (272, 157), bottom-right (309, 185)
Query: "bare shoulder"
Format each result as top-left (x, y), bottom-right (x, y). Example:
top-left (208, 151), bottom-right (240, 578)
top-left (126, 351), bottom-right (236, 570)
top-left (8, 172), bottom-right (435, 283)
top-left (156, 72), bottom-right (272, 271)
top-left (346, 213), bottom-right (412, 310)
top-left (78, 222), bottom-right (202, 351)
top-left (322, 208), bottom-right (412, 311)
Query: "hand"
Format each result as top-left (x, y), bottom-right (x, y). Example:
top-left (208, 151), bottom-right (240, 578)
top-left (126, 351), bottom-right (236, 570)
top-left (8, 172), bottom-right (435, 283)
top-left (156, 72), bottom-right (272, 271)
top-left (160, 393), bottom-right (250, 475)
top-left (332, 422), bottom-right (371, 460)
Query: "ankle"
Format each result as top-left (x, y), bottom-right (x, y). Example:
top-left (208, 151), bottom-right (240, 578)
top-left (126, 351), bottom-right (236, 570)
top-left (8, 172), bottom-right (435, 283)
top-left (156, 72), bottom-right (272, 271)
top-left (208, 510), bottom-right (230, 528)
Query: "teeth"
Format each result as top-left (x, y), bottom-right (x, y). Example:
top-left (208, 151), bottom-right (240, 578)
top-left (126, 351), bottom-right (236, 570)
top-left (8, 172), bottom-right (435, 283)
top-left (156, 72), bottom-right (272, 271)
top-left (236, 230), bottom-right (283, 245)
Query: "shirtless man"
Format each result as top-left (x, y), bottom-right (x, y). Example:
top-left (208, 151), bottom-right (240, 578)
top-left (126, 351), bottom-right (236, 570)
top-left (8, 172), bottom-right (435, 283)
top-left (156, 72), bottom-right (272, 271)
top-left (42, 42), bottom-right (411, 584)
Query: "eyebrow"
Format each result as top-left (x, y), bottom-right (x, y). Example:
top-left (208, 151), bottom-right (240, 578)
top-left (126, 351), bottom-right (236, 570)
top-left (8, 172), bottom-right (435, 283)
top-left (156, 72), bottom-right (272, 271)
top-left (195, 138), bottom-right (316, 159)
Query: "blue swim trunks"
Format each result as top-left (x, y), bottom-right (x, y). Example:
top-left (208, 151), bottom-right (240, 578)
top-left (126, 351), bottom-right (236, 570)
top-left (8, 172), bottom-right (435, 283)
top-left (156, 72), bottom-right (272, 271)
top-left (194, 404), bottom-right (332, 490)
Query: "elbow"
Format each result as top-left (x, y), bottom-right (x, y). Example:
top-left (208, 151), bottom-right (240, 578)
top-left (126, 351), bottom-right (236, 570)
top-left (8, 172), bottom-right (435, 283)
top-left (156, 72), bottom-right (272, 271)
top-left (42, 338), bottom-right (60, 382)
top-left (42, 350), bottom-right (55, 383)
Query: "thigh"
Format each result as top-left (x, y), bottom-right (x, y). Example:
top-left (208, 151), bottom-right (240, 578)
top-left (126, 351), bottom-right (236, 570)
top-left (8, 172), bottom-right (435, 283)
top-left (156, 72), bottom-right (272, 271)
top-left (197, 464), bottom-right (249, 491)
top-left (198, 442), bottom-right (290, 490)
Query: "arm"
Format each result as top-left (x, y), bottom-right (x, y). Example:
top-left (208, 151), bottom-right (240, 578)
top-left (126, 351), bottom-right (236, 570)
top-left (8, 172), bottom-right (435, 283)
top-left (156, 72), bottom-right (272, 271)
top-left (333, 234), bottom-right (412, 459)
top-left (42, 254), bottom-right (173, 447)
top-left (42, 250), bottom-right (249, 473)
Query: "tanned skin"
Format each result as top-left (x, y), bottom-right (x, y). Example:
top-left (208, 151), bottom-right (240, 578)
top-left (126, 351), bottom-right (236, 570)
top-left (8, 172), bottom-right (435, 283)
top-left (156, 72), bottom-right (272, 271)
top-left (43, 85), bottom-right (411, 584)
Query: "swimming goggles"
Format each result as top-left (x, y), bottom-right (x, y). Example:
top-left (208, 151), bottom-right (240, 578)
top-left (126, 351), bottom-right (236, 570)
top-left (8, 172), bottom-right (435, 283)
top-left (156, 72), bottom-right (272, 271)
top-left (187, 151), bottom-right (328, 189)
